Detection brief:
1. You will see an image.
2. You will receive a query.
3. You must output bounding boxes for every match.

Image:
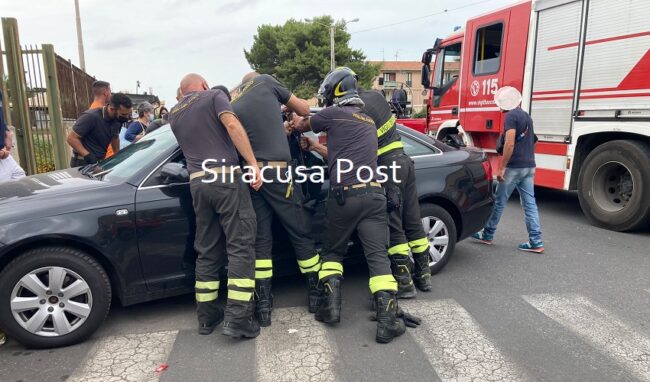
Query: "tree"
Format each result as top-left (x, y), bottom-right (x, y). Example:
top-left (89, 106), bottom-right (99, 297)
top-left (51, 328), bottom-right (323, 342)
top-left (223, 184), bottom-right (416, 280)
top-left (244, 16), bottom-right (380, 99)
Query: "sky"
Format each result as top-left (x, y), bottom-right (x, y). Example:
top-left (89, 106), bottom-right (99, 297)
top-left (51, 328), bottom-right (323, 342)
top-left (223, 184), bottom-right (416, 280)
top-left (0, 0), bottom-right (514, 107)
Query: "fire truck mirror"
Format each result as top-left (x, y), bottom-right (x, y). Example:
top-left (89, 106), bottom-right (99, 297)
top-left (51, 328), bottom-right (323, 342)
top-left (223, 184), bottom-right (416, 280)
top-left (421, 65), bottom-right (431, 88)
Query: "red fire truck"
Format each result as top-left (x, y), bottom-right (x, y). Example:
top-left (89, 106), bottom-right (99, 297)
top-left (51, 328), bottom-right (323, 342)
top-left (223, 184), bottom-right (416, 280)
top-left (414, 0), bottom-right (650, 231)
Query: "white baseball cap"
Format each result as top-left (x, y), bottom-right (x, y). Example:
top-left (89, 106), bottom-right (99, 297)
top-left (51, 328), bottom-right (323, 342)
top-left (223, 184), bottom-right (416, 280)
top-left (494, 86), bottom-right (522, 111)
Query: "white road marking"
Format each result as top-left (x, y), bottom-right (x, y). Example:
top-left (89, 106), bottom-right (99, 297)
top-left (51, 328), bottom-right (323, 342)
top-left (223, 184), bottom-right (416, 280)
top-left (68, 330), bottom-right (177, 382)
top-left (524, 294), bottom-right (650, 382)
top-left (401, 299), bottom-right (527, 382)
top-left (256, 307), bottom-right (337, 382)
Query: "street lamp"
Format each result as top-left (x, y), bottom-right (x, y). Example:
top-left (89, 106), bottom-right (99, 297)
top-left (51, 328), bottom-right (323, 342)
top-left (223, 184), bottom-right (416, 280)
top-left (305, 18), bottom-right (359, 71)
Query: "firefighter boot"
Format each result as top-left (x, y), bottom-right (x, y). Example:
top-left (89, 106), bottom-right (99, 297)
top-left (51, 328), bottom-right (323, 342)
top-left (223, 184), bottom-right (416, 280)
top-left (389, 255), bottom-right (417, 299)
top-left (305, 272), bottom-right (321, 313)
top-left (412, 250), bottom-right (432, 292)
top-left (197, 300), bottom-right (225, 335)
top-left (374, 290), bottom-right (406, 344)
top-left (255, 278), bottom-right (273, 327)
top-left (315, 276), bottom-right (342, 324)
top-left (222, 303), bottom-right (261, 339)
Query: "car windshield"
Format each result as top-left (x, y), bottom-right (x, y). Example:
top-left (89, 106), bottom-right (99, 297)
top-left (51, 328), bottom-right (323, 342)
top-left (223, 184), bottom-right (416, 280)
top-left (95, 125), bottom-right (178, 182)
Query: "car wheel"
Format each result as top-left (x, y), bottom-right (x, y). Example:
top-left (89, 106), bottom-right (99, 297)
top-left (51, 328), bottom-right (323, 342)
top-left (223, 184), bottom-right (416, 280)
top-left (419, 203), bottom-right (457, 275)
top-left (0, 246), bottom-right (111, 349)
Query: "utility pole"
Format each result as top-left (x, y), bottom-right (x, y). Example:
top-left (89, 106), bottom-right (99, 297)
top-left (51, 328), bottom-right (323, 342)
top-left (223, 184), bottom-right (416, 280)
top-left (306, 18), bottom-right (359, 72)
top-left (74, 0), bottom-right (86, 72)
top-left (329, 25), bottom-right (335, 71)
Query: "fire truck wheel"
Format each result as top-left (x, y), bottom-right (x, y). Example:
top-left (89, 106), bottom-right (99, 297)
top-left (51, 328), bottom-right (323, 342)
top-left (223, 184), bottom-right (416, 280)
top-left (577, 139), bottom-right (650, 231)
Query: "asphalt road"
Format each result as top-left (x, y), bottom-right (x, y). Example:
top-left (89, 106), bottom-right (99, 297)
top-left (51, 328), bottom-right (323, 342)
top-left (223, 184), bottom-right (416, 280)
top-left (1, 188), bottom-right (649, 382)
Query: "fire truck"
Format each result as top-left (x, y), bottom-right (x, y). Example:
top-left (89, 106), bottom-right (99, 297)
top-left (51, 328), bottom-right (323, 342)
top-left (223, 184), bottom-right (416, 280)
top-left (415, 0), bottom-right (650, 231)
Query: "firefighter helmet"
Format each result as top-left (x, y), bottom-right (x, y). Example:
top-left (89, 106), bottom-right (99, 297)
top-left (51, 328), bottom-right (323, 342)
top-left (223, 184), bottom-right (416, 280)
top-left (318, 67), bottom-right (359, 107)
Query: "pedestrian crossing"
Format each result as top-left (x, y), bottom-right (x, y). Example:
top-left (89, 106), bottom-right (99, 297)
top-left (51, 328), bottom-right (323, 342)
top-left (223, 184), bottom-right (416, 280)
top-left (17, 293), bottom-right (650, 382)
top-left (523, 294), bottom-right (650, 381)
top-left (400, 299), bottom-right (528, 381)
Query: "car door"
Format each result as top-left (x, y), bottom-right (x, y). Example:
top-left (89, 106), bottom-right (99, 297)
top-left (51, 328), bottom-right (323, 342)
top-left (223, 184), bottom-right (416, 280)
top-left (134, 150), bottom-right (196, 291)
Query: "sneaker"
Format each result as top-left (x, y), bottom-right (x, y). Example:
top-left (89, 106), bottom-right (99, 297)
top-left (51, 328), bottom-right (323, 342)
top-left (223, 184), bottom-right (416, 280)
top-left (518, 241), bottom-right (544, 253)
top-left (471, 231), bottom-right (493, 245)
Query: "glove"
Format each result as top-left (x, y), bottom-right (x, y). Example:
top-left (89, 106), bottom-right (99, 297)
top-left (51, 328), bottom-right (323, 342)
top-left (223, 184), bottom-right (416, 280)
top-left (397, 307), bottom-right (421, 328)
top-left (385, 185), bottom-right (402, 213)
top-left (83, 153), bottom-right (98, 164)
top-left (369, 307), bottom-right (421, 328)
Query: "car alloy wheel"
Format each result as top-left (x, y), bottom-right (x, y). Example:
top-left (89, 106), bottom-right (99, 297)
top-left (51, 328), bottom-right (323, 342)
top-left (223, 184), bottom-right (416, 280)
top-left (421, 215), bottom-right (450, 267)
top-left (11, 266), bottom-right (93, 337)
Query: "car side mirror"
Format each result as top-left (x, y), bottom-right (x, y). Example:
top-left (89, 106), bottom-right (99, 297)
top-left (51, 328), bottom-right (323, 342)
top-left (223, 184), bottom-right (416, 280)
top-left (161, 162), bottom-right (189, 184)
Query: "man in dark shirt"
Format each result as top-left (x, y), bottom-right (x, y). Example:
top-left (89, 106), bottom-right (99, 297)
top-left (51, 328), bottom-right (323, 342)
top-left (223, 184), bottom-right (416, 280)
top-left (294, 67), bottom-right (417, 344)
top-left (472, 86), bottom-right (544, 253)
top-left (169, 73), bottom-right (262, 338)
top-left (360, 89), bottom-right (432, 296)
top-left (66, 93), bottom-right (132, 167)
top-left (231, 72), bottom-right (316, 326)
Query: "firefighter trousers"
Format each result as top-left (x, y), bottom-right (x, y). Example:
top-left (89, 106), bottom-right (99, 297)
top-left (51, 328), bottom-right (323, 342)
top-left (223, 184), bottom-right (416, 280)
top-left (250, 178), bottom-right (320, 280)
top-left (378, 150), bottom-right (430, 258)
top-left (190, 172), bottom-right (256, 324)
top-left (320, 188), bottom-right (397, 294)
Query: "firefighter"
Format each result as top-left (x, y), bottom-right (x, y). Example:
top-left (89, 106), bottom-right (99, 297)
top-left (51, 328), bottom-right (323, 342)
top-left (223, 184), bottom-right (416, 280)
top-left (231, 72), bottom-right (319, 326)
top-left (293, 67), bottom-right (420, 343)
top-left (168, 73), bottom-right (262, 339)
top-left (359, 89), bottom-right (432, 297)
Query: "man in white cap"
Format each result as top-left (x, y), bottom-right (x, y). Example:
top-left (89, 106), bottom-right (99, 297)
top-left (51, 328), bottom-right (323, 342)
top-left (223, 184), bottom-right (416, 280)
top-left (472, 86), bottom-right (544, 253)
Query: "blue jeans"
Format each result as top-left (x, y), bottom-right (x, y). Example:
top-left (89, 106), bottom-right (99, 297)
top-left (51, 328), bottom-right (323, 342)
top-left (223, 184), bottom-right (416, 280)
top-left (483, 167), bottom-right (542, 243)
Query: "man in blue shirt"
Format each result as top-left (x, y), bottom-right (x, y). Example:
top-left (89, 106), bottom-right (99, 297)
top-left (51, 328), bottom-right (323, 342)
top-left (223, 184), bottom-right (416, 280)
top-left (472, 86), bottom-right (544, 253)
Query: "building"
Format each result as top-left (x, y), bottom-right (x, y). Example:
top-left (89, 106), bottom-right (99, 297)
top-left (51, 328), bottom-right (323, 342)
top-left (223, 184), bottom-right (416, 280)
top-left (370, 61), bottom-right (425, 113)
top-left (370, 60), bottom-right (460, 114)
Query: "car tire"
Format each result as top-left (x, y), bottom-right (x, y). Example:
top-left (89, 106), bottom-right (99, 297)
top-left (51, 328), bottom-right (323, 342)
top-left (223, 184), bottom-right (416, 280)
top-left (419, 203), bottom-right (457, 275)
top-left (0, 246), bottom-right (111, 349)
top-left (577, 140), bottom-right (650, 231)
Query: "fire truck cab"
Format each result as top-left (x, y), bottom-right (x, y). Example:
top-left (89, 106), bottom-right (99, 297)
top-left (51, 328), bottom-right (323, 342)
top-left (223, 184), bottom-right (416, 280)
top-left (421, 0), bottom-right (650, 231)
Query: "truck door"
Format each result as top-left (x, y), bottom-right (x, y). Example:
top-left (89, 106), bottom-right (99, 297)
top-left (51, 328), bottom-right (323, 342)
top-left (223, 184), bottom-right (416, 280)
top-left (460, 12), bottom-right (509, 140)
top-left (429, 42), bottom-right (462, 132)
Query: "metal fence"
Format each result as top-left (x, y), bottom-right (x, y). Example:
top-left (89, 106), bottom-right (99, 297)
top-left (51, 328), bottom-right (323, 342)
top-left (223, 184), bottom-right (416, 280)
top-left (1, 17), bottom-right (95, 175)
top-left (55, 54), bottom-right (94, 119)
top-left (23, 45), bottom-right (56, 173)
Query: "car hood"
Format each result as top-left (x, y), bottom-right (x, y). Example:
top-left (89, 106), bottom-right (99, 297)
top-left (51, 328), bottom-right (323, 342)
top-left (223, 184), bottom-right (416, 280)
top-left (0, 168), bottom-right (124, 224)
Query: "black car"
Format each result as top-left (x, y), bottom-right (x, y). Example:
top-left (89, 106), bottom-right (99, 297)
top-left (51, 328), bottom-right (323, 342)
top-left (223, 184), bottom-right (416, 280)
top-left (0, 124), bottom-right (493, 348)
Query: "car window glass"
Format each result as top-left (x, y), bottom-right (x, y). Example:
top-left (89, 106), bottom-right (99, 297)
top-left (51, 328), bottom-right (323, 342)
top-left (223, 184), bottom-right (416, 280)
top-left (98, 126), bottom-right (178, 182)
top-left (401, 135), bottom-right (437, 156)
top-left (142, 151), bottom-right (187, 187)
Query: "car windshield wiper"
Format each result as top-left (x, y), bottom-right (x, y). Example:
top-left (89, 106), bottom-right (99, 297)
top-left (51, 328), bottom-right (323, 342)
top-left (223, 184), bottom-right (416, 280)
top-left (79, 163), bottom-right (99, 178)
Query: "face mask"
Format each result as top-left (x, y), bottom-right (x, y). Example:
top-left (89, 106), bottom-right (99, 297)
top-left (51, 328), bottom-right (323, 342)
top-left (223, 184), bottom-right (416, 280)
top-left (149, 114), bottom-right (155, 122)
top-left (117, 116), bottom-right (129, 123)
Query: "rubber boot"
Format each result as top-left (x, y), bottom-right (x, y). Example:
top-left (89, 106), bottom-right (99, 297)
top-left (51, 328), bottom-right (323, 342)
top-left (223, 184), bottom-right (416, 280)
top-left (315, 276), bottom-right (342, 324)
top-left (197, 300), bottom-right (225, 335)
top-left (305, 272), bottom-right (321, 313)
top-left (389, 255), bottom-right (417, 299)
top-left (255, 278), bottom-right (273, 327)
top-left (412, 250), bottom-right (432, 292)
top-left (222, 303), bottom-right (260, 339)
top-left (374, 290), bottom-right (406, 344)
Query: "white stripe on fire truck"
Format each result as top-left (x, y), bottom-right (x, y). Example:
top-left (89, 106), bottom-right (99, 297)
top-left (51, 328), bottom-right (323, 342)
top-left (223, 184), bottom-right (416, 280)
top-left (535, 153), bottom-right (568, 171)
